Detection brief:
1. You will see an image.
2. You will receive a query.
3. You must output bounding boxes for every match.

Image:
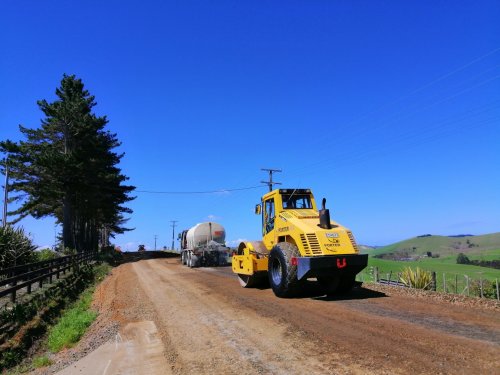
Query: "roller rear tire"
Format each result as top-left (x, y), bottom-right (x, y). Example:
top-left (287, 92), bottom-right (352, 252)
top-left (268, 242), bottom-right (301, 298)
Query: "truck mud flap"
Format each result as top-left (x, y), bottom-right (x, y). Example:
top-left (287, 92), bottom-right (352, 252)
top-left (296, 254), bottom-right (368, 280)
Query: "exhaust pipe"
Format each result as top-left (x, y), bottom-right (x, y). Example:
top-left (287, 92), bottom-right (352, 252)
top-left (319, 198), bottom-right (332, 229)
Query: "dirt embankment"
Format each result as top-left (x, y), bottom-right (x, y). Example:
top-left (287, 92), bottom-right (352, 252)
top-left (33, 258), bottom-right (500, 375)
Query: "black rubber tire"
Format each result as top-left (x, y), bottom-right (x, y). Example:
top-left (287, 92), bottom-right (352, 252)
top-left (218, 253), bottom-right (227, 266)
top-left (318, 276), bottom-right (340, 296)
top-left (190, 255), bottom-right (199, 268)
top-left (268, 242), bottom-right (301, 298)
top-left (237, 273), bottom-right (267, 288)
top-left (188, 253), bottom-right (195, 268)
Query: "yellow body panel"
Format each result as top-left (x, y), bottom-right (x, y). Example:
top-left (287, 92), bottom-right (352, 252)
top-left (231, 254), bottom-right (268, 275)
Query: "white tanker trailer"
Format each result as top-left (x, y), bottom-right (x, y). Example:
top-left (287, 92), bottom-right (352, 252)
top-left (179, 222), bottom-right (230, 267)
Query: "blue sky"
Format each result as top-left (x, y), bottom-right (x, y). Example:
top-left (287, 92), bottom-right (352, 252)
top-left (1, 1), bottom-right (499, 250)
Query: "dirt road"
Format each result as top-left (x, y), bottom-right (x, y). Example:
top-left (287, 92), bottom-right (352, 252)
top-left (47, 258), bottom-right (500, 374)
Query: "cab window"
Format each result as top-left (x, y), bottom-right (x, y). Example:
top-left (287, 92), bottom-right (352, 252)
top-left (264, 198), bottom-right (275, 234)
top-left (282, 194), bottom-right (312, 209)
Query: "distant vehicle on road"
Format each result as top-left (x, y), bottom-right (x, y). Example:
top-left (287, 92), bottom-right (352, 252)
top-left (179, 222), bottom-right (230, 267)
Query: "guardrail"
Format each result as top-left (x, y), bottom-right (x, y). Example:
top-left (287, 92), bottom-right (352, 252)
top-left (0, 251), bottom-right (97, 303)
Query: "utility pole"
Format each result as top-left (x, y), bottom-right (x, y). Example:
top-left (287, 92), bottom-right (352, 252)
top-left (170, 220), bottom-right (178, 250)
top-left (154, 235), bottom-right (158, 250)
top-left (2, 156), bottom-right (9, 228)
top-left (261, 168), bottom-right (282, 192)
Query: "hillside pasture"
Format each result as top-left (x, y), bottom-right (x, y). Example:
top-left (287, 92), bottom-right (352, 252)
top-left (367, 232), bottom-right (500, 259)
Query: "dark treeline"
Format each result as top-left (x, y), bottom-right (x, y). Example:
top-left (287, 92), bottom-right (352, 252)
top-left (1, 74), bottom-right (135, 252)
top-left (457, 253), bottom-right (500, 270)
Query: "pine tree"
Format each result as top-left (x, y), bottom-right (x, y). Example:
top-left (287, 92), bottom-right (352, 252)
top-left (0, 74), bottom-right (135, 251)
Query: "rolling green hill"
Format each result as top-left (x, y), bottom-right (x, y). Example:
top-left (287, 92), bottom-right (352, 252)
top-left (366, 232), bottom-right (500, 259)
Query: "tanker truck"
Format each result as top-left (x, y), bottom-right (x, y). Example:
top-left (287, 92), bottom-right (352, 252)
top-left (179, 222), bottom-right (230, 267)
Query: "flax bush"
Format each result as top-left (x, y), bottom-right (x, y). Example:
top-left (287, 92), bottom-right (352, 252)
top-left (399, 266), bottom-right (433, 290)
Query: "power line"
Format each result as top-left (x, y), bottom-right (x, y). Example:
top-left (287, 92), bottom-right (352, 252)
top-left (286, 66), bottom-right (500, 178)
top-left (285, 46), bottom-right (500, 179)
top-left (136, 185), bottom-right (265, 195)
top-left (335, 46), bottom-right (500, 133)
top-left (287, 102), bottom-right (500, 178)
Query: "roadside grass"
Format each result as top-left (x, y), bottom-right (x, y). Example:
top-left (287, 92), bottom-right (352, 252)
top-left (32, 356), bottom-right (52, 368)
top-left (46, 288), bottom-right (97, 352)
top-left (1, 262), bottom-right (112, 373)
top-left (46, 263), bottom-right (110, 352)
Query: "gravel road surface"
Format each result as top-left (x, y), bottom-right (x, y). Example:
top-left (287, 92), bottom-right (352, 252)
top-left (34, 258), bottom-right (499, 374)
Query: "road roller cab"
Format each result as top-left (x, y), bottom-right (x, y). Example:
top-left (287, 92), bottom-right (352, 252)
top-left (232, 188), bottom-right (368, 297)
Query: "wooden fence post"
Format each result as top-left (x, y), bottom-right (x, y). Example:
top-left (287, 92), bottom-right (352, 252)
top-left (443, 273), bottom-right (446, 293)
top-left (496, 279), bottom-right (499, 301)
top-left (374, 267), bottom-right (379, 283)
top-left (10, 280), bottom-right (17, 303)
top-left (431, 272), bottom-right (436, 291)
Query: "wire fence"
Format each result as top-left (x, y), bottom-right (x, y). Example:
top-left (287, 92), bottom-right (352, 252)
top-left (356, 266), bottom-right (500, 301)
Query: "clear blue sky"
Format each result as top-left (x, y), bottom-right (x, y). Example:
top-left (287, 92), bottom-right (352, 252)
top-left (1, 1), bottom-right (499, 250)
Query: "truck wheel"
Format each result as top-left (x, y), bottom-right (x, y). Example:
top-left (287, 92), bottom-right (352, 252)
top-left (268, 242), bottom-right (301, 298)
top-left (318, 276), bottom-right (340, 296)
top-left (190, 255), bottom-right (199, 268)
top-left (181, 252), bottom-right (186, 265)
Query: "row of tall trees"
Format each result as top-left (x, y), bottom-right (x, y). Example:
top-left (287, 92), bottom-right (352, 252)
top-left (1, 74), bottom-right (135, 252)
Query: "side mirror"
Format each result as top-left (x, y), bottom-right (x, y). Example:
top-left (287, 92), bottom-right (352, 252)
top-left (255, 204), bottom-right (261, 215)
